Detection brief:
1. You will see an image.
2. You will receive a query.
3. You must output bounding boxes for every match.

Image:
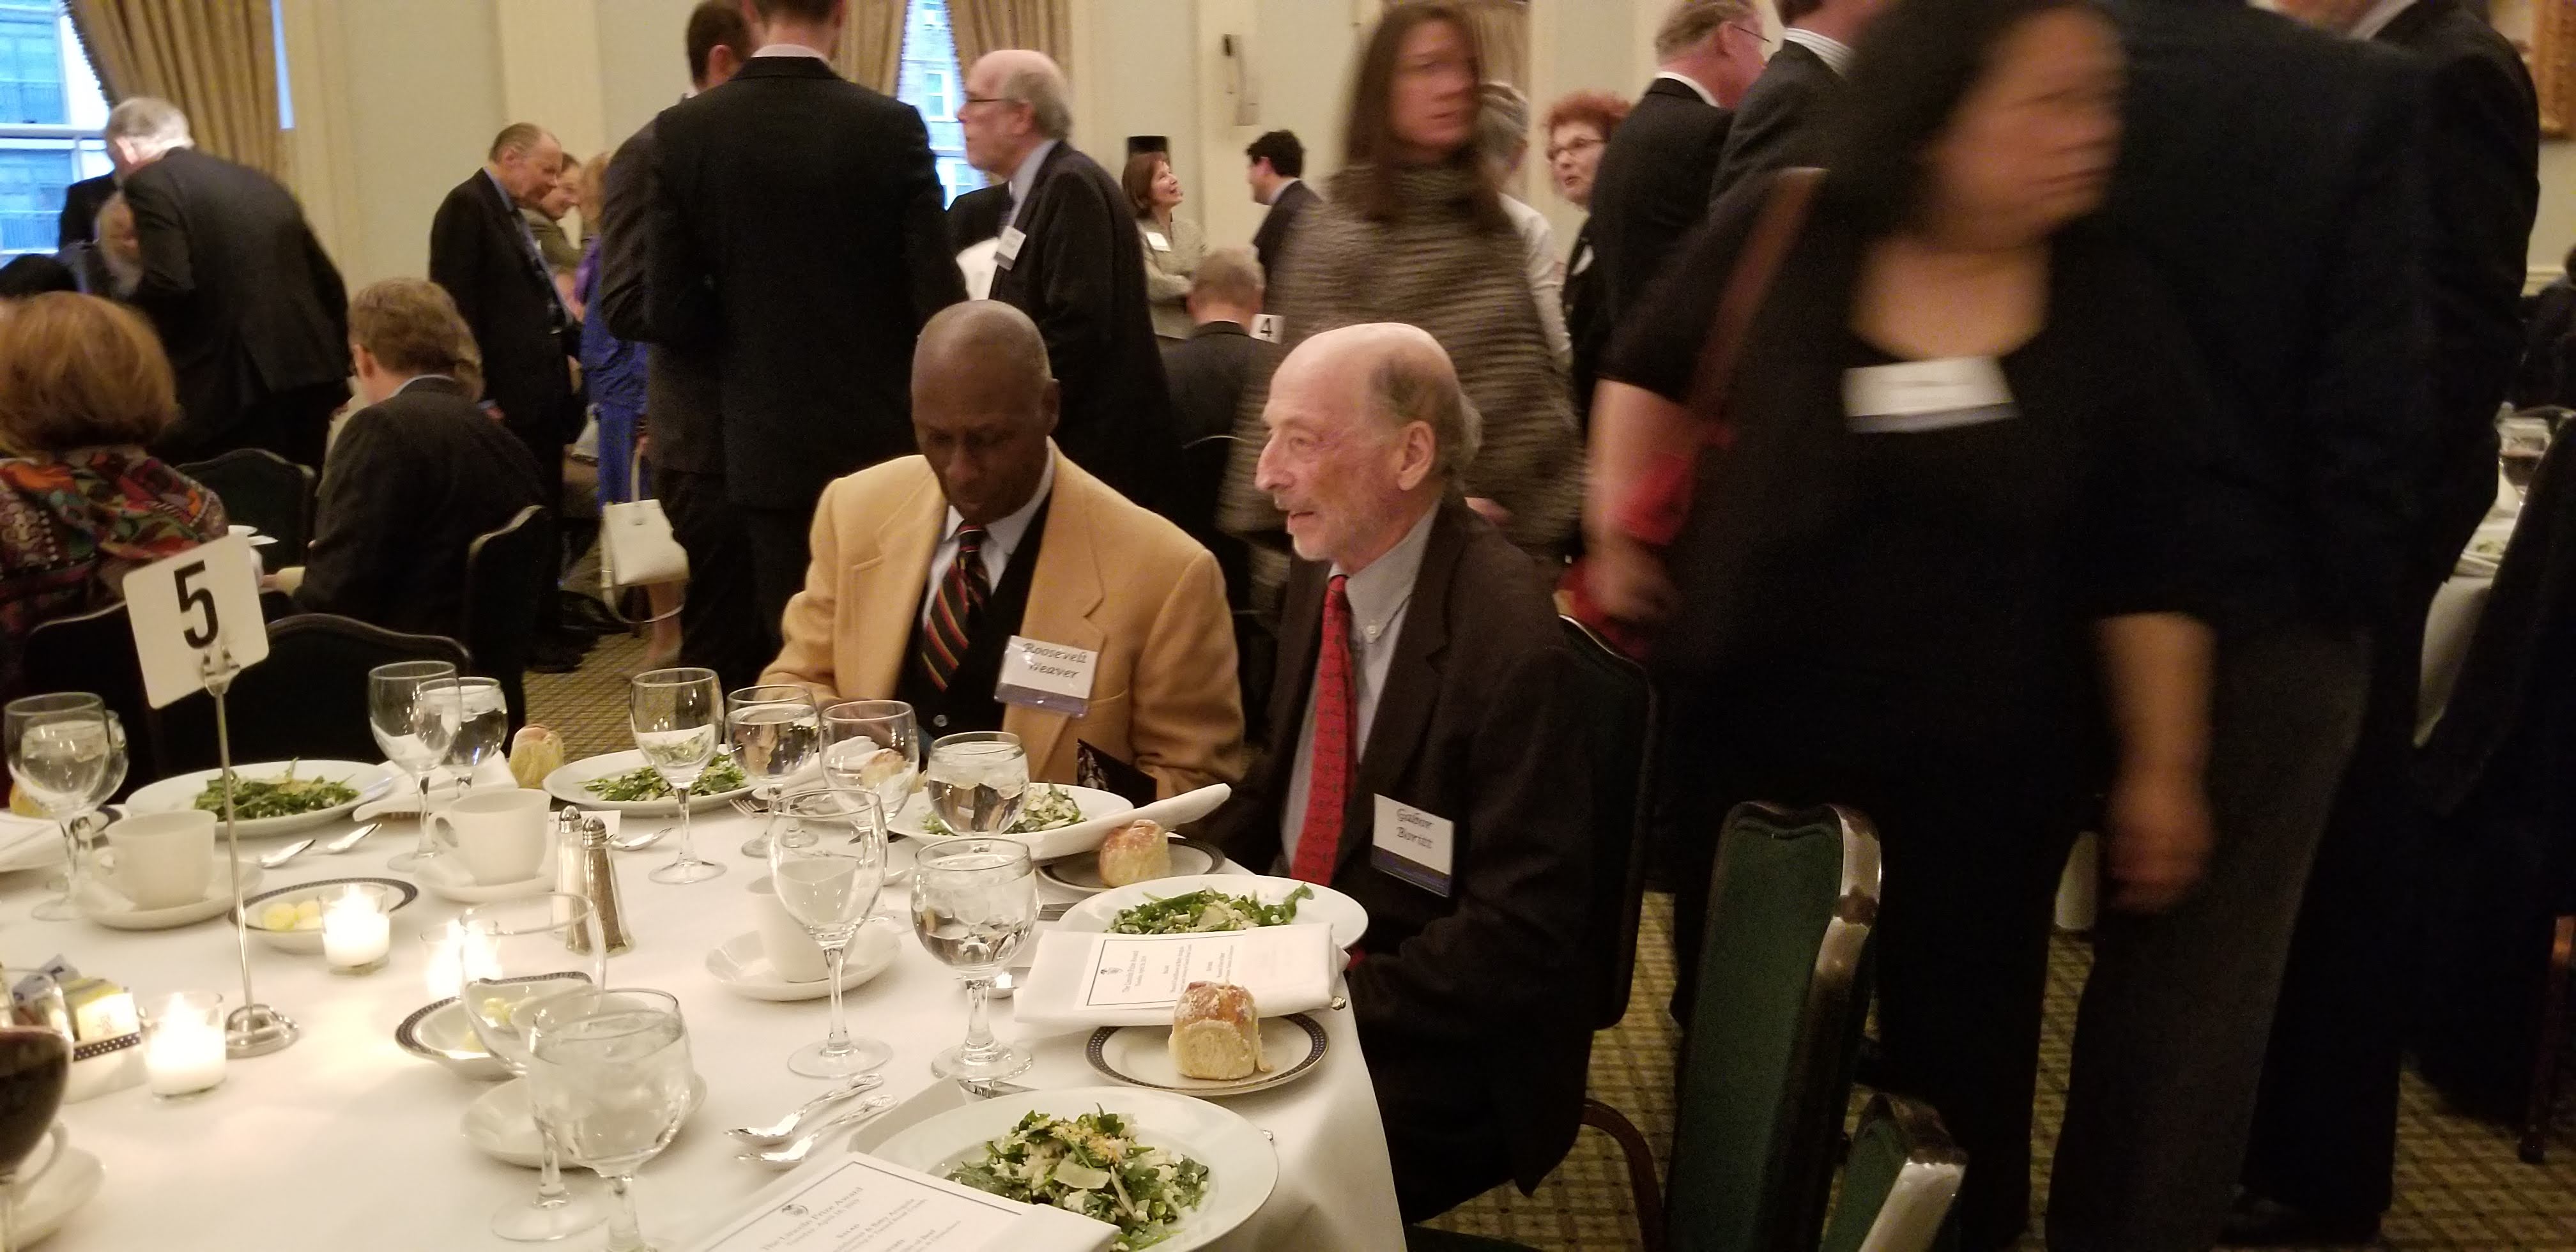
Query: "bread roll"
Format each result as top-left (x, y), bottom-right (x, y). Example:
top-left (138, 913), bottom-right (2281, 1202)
top-left (1098, 818), bottom-right (1172, 887)
top-left (507, 725), bottom-right (564, 790)
top-left (1170, 981), bottom-right (1266, 1080)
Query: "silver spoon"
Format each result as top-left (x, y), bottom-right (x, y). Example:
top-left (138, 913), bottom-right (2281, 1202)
top-left (257, 838), bottom-right (316, 869)
top-left (728, 1073), bottom-right (885, 1147)
top-left (610, 825), bottom-right (671, 852)
top-left (322, 822), bottom-right (381, 855)
top-left (735, 1098), bottom-right (893, 1169)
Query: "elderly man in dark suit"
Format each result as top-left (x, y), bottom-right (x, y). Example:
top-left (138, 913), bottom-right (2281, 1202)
top-left (429, 122), bottom-right (574, 505)
top-left (2044, 3), bottom-right (2431, 1249)
top-left (644, 0), bottom-right (965, 643)
top-left (1587, 0), bottom-right (1765, 337)
top-left (965, 49), bottom-right (1177, 512)
top-left (1705, 0), bottom-right (1889, 205)
top-left (105, 98), bottom-right (349, 471)
top-left (1245, 130), bottom-right (1316, 277)
top-left (1208, 323), bottom-right (1593, 1223)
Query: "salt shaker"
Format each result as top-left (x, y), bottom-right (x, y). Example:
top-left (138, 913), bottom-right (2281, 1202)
top-left (555, 813), bottom-right (632, 955)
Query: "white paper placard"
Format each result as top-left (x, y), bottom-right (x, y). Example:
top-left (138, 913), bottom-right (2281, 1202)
top-left (118, 535), bottom-right (268, 708)
top-left (1018, 927), bottom-right (1336, 1030)
top-left (680, 1154), bottom-right (1115, 1252)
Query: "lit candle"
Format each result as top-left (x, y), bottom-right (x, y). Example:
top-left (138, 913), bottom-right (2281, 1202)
top-left (323, 888), bottom-right (390, 973)
top-left (144, 992), bottom-right (226, 1098)
top-left (422, 920), bottom-right (464, 1000)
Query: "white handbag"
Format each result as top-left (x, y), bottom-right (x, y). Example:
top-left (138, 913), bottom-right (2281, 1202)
top-left (599, 443), bottom-right (688, 597)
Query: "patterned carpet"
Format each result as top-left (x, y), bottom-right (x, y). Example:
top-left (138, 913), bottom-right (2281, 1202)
top-left (532, 631), bottom-right (2576, 1251)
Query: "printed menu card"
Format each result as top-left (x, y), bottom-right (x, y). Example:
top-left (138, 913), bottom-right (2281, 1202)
top-left (682, 1154), bottom-right (1114, 1252)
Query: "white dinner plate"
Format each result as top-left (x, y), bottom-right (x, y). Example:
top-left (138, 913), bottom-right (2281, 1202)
top-left (1087, 1014), bottom-right (1330, 1099)
top-left (75, 855), bottom-right (263, 930)
top-left (887, 784), bottom-right (1133, 861)
top-left (543, 750), bottom-right (752, 816)
top-left (463, 1074), bottom-right (707, 1168)
top-left (1038, 836), bottom-right (1228, 895)
top-left (125, 760), bottom-right (394, 838)
top-left (870, 1085), bottom-right (1276, 1252)
top-left (704, 926), bottom-right (900, 1002)
top-left (1057, 874), bottom-right (1369, 950)
top-left (417, 853), bottom-right (555, 905)
top-left (236, 877), bottom-right (418, 953)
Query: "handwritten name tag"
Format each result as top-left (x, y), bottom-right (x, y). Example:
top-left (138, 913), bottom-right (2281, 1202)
top-left (1371, 795), bottom-right (1455, 897)
top-left (995, 636), bottom-right (1098, 717)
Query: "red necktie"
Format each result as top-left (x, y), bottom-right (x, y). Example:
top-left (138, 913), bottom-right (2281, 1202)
top-left (919, 525), bottom-right (988, 691)
top-left (1290, 575), bottom-right (1354, 884)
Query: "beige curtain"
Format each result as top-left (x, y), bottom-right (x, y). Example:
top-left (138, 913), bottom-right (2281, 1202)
top-left (66, 0), bottom-right (283, 178)
top-left (838, 0), bottom-right (908, 94)
top-left (949, 0), bottom-right (1071, 80)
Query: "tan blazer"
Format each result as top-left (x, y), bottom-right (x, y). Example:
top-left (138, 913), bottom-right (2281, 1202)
top-left (765, 451), bottom-right (1245, 797)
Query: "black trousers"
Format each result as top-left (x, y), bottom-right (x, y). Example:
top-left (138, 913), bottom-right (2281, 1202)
top-left (656, 466), bottom-right (767, 694)
top-left (740, 504), bottom-right (814, 660)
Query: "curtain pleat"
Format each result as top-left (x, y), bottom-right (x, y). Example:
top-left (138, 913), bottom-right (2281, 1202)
top-left (66, 0), bottom-right (282, 178)
top-left (839, 0), bottom-right (908, 94)
top-left (949, 0), bottom-right (1071, 81)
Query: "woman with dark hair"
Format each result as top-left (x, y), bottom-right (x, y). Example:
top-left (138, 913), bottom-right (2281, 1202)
top-left (1122, 151), bottom-right (1203, 340)
top-left (1595, 0), bottom-right (2223, 1242)
top-left (1544, 89), bottom-right (1631, 427)
top-left (1218, 1), bottom-right (1582, 563)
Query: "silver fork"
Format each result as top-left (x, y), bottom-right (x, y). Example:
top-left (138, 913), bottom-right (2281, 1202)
top-left (735, 1097), bottom-right (894, 1168)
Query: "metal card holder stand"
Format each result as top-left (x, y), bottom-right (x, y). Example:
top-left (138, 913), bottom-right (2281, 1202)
top-left (200, 650), bottom-right (295, 1058)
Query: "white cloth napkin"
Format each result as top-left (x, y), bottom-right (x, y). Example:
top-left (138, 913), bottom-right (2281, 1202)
top-left (1015, 924), bottom-right (1338, 1033)
top-left (1017, 783), bottom-right (1231, 862)
top-left (352, 760), bottom-right (517, 820)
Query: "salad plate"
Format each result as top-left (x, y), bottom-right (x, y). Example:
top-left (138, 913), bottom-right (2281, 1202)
top-left (1038, 837), bottom-right (1227, 894)
top-left (395, 996), bottom-right (509, 1081)
top-left (543, 749), bottom-right (753, 815)
top-left (887, 783), bottom-right (1132, 861)
top-left (126, 760), bottom-right (393, 838)
top-left (1058, 874), bottom-right (1368, 950)
top-left (1086, 1014), bottom-right (1329, 1099)
top-left (869, 1085), bottom-right (1276, 1252)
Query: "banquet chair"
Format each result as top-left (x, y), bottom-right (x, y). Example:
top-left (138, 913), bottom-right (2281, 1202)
top-left (1818, 1095), bottom-right (1966, 1252)
top-left (178, 447), bottom-right (314, 572)
top-left (19, 600), bottom-right (162, 788)
top-left (151, 614), bottom-right (471, 774)
top-left (1667, 802), bottom-right (1882, 1252)
top-left (463, 505), bottom-right (553, 731)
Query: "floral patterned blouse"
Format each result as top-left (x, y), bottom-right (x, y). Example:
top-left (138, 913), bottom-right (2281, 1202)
top-left (0, 445), bottom-right (226, 694)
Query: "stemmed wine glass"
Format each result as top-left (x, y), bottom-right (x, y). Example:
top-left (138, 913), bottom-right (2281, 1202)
top-left (5, 695), bottom-right (114, 921)
top-left (727, 685), bottom-right (821, 859)
top-left (923, 731), bottom-right (1027, 837)
top-left (910, 837), bottom-right (1036, 1081)
top-left (631, 668), bottom-right (725, 885)
top-left (820, 701), bottom-right (921, 827)
top-left (369, 660), bottom-right (458, 871)
top-left (767, 787), bottom-right (892, 1076)
top-left (457, 893), bottom-right (611, 1242)
top-left (430, 675), bottom-right (510, 783)
top-left (521, 988), bottom-right (694, 1252)
top-left (0, 968), bottom-right (68, 1252)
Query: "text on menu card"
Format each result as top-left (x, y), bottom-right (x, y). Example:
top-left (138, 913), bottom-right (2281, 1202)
top-left (682, 1156), bottom-right (1112, 1252)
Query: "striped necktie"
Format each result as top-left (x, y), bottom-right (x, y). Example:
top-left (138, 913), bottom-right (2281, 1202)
top-left (921, 525), bottom-right (990, 691)
top-left (1290, 575), bottom-right (1354, 883)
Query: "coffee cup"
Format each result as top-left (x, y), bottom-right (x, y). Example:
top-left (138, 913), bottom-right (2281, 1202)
top-left (427, 789), bottom-right (550, 885)
top-left (102, 810), bottom-right (215, 908)
top-left (748, 876), bottom-right (830, 982)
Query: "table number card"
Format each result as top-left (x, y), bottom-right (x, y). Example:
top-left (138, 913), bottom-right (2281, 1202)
top-left (682, 1154), bottom-right (1114, 1252)
top-left (118, 534), bottom-right (268, 708)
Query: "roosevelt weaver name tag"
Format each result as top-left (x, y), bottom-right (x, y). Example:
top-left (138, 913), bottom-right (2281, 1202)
top-left (995, 636), bottom-right (1098, 717)
top-left (1843, 356), bottom-right (2015, 434)
top-left (1371, 795), bottom-right (1454, 897)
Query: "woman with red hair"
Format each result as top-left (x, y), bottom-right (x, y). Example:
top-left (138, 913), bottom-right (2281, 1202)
top-left (1544, 89), bottom-right (1630, 425)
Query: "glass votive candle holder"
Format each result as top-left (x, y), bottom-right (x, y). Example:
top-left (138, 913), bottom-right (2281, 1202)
top-left (142, 991), bottom-right (227, 1099)
top-left (421, 920), bottom-right (466, 1002)
top-left (322, 887), bottom-right (390, 974)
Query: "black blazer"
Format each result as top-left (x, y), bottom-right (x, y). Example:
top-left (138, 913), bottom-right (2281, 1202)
top-left (55, 172), bottom-right (115, 248)
top-left (429, 169), bottom-right (573, 444)
top-left (1565, 218), bottom-right (1607, 425)
top-left (988, 141), bottom-right (1179, 509)
top-left (1590, 76), bottom-right (1731, 331)
top-left (1206, 498), bottom-right (1595, 1194)
top-left (2379, 0), bottom-right (2539, 579)
top-left (293, 377), bottom-right (549, 640)
top-left (947, 183), bottom-right (1010, 252)
top-left (647, 55), bottom-right (964, 514)
top-left (122, 148), bottom-right (349, 456)
top-left (1709, 41), bottom-right (1840, 208)
top-left (2104, 0), bottom-right (2430, 628)
top-left (1161, 320), bottom-right (1271, 446)
top-left (1250, 178), bottom-right (1319, 277)
top-left (597, 115), bottom-right (724, 478)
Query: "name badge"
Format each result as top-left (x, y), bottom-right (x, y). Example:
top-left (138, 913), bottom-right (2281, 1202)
top-left (1370, 795), bottom-right (1454, 897)
top-left (1843, 356), bottom-right (2016, 434)
top-left (1250, 314), bottom-right (1284, 343)
top-left (995, 636), bottom-right (1097, 717)
top-left (1143, 229), bottom-right (1171, 252)
top-left (995, 225), bottom-right (1026, 269)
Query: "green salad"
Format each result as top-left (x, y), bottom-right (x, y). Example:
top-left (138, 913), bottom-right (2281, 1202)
top-left (947, 1109), bottom-right (1209, 1250)
top-left (191, 762), bottom-right (358, 818)
top-left (923, 783), bottom-right (1082, 837)
top-left (581, 757), bottom-right (748, 802)
top-left (1109, 884), bottom-right (1313, 935)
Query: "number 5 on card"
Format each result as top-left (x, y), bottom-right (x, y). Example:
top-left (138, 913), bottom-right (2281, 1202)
top-left (119, 534), bottom-right (268, 708)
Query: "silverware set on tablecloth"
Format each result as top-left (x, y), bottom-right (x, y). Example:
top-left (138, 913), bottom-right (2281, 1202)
top-left (256, 822), bottom-right (383, 869)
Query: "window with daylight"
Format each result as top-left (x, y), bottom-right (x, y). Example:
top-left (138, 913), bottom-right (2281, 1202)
top-left (0, 1), bottom-right (107, 257)
top-left (897, 0), bottom-right (982, 206)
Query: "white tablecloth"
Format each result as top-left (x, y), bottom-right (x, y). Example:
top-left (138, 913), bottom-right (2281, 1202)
top-left (14, 807), bottom-right (1406, 1251)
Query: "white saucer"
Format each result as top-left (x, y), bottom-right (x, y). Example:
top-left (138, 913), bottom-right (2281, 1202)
top-left (463, 1074), bottom-right (706, 1168)
top-left (10, 1141), bottom-right (102, 1243)
top-left (704, 926), bottom-right (900, 1002)
top-left (75, 857), bottom-right (264, 930)
top-left (417, 853), bottom-right (553, 905)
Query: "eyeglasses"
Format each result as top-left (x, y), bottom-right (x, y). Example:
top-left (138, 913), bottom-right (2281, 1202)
top-left (1727, 22), bottom-right (1776, 50)
top-left (961, 94), bottom-right (1014, 111)
top-left (1545, 135), bottom-right (1603, 162)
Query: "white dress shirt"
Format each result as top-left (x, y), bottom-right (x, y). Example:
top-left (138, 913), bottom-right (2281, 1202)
top-left (1003, 139), bottom-right (1059, 231)
top-left (1501, 194), bottom-right (1570, 370)
top-left (1781, 27), bottom-right (1856, 75)
top-left (751, 43), bottom-right (831, 61)
top-left (918, 451), bottom-right (1056, 629)
top-left (1652, 69), bottom-right (1719, 107)
top-left (1277, 506), bottom-right (1438, 866)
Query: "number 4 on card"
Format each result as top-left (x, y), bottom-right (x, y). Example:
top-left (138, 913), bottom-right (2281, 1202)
top-left (119, 534), bottom-right (268, 708)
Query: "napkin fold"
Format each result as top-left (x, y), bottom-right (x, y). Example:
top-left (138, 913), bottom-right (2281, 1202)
top-left (1015, 924), bottom-right (1338, 1032)
top-left (1016, 782), bottom-right (1231, 862)
top-left (353, 761), bottom-right (518, 820)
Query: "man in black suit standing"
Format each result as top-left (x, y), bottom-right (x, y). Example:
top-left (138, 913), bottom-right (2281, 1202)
top-left (1706, 0), bottom-right (1887, 206)
top-left (947, 183), bottom-right (1009, 252)
top-left (597, 0), bottom-right (764, 692)
top-left (645, 0), bottom-right (965, 643)
top-left (1162, 247), bottom-right (1271, 606)
top-left (2045, 4), bottom-right (2430, 1249)
top-left (966, 49), bottom-right (1177, 513)
top-left (1245, 130), bottom-right (1316, 278)
top-left (429, 123), bottom-right (574, 510)
top-left (2229, 0), bottom-right (2537, 1241)
top-left (105, 98), bottom-right (349, 471)
top-left (1210, 323), bottom-right (1594, 1223)
top-left (1587, 0), bottom-right (1767, 338)
top-left (54, 172), bottom-right (115, 248)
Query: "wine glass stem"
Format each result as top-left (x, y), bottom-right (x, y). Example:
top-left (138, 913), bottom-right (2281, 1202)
top-left (821, 941), bottom-right (850, 1054)
top-left (54, 817), bottom-right (78, 904)
top-left (961, 975), bottom-right (997, 1061)
top-left (533, 1122), bottom-right (571, 1207)
top-left (410, 771), bottom-right (436, 860)
top-left (672, 800), bottom-right (696, 866)
top-left (602, 1173), bottom-right (645, 1252)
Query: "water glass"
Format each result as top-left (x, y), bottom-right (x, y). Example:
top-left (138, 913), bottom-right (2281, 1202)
top-left (522, 989), bottom-right (694, 1252)
top-left (923, 731), bottom-right (1027, 837)
top-left (369, 660), bottom-right (458, 871)
top-left (458, 894), bottom-right (610, 1242)
top-left (728, 685), bottom-right (821, 858)
top-left (768, 788), bottom-right (891, 1077)
top-left (820, 701), bottom-right (921, 825)
top-left (910, 837), bottom-right (1036, 1081)
top-left (5, 695), bottom-right (116, 921)
top-left (631, 668), bottom-right (724, 885)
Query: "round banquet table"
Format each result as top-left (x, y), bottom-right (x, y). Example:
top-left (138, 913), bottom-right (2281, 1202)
top-left (3, 803), bottom-right (1407, 1251)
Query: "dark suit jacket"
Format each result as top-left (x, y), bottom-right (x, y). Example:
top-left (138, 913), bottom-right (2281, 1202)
top-left (429, 169), bottom-right (574, 445)
top-left (2379, 0), bottom-right (2538, 579)
top-left (988, 141), bottom-right (1178, 509)
top-left (55, 172), bottom-right (116, 248)
top-left (2104, 0), bottom-right (2430, 628)
top-left (1709, 41), bottom-right (1840, 208)
top-left (1162, 320), bottom-right (1269, 445)
top-left (1565, 219), bottom-right (1607, 425)
top-left (1207, 498), bottom-right (1594, 1194)
top-left (597, 116), bottom-right (724, 478)
top-left (1250, 178), bottom-right (1319, 277)
top-left (646, 55), bottom-right (964, 514)
top-left (1590, 76), bottom-right (1731, 330)
top-left (947, 183), bottom-right (1009, 252)
top-left (293, 377), bottom-right (548, 639)
top-left (121, 148), bottom-right (349, 456)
